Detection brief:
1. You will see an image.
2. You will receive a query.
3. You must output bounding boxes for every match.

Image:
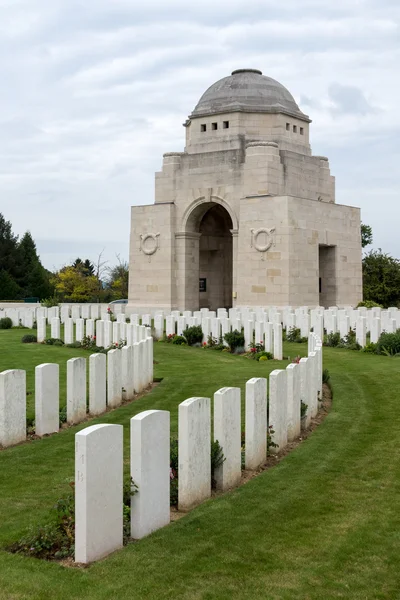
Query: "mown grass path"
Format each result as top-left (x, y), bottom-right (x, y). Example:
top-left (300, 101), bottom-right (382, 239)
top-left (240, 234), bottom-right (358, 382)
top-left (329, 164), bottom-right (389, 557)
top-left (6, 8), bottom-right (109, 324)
top-left (0, 329), bottom-right (399, 599)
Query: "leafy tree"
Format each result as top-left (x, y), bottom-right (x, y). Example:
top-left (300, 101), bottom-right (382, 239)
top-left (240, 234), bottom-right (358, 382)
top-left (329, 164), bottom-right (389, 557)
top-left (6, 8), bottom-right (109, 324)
top-left (0, 213), bottom-right (21, 296)
top-left (51, 266), bottom-right (99, 302)
top-left (72, 258), bottom-right (95, 277)
top-left (106, 256), bottom-right (129, 299)
top-left (363, 249), bottom-right (400, 308)
top-left (0, 269), bottom-right (20, 300)
top-left (361, 223), bottom-right (373, 248)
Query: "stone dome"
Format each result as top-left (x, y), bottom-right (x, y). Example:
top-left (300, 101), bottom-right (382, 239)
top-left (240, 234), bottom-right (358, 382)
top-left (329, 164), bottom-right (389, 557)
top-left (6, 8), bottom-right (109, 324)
top-left (190, 69), bottom-right (310, 122)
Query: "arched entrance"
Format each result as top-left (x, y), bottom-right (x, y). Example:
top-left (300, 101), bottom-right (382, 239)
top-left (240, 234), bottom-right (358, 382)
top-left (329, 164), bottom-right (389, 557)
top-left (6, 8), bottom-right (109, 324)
top-left (182, 200), bottom-right (234, 311)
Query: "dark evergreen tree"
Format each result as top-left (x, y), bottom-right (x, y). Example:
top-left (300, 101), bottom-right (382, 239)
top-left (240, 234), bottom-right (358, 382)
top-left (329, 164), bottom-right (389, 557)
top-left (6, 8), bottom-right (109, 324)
top-left (0, 269), bottom-right (20, 300)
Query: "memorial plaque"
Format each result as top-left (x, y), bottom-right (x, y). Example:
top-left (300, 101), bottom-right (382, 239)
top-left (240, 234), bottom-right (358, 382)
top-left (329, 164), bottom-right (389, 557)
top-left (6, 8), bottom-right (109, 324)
top-left (199, 278), bottom-right (206, 292)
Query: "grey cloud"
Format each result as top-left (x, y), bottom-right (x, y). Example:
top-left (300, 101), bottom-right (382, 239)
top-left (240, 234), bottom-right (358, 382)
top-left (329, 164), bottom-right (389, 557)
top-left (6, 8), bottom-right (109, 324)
top-left (328, 83), bottom-right (377, 115)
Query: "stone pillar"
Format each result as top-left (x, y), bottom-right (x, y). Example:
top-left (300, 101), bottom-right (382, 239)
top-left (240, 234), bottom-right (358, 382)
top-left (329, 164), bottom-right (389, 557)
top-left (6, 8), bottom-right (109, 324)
top-left (214, 387), bottom-right (241, 490)
top-left (231, 229), bottom-right (238, 308)
top-left (269, 370), bottom-right (287, 453)
top-left (178, 397), bottom-right (211, 511)
top-left (75, 424), bottom-right (123, 564)
top-left (130, 410), bottom-right (170, 539)
top-left (245, 377), bottom-right (267, 470)
top-left (0, 369), bottom-right (26, 447)
top-left (35, 363), bottom-right (59, 436)
top-left (67, 357), bottom-right (87, 424)
top-left (89, 354), bottom-right (106, 416)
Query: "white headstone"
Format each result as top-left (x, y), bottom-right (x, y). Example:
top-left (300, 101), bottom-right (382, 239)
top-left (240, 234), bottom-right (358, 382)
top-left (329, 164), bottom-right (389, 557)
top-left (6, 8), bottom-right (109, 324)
top-left (51, 317), bottom-right (60, 339)
top-left (178, 397), bottom-right (211, 511)
top-left (107, 349), bottom-right (122, 408)
top-left (89, 354), bottom-right (106, 416)
top-left (286, 362), bottom-right (300, 442)
top-left (67, 357), bottom-right (86, 424)
top-left (214, 387), bottom-right (241, 490)
top-left (76, 318), bottom-right (84, 342)
top-left (37, 316), bottom-right (47, 343)
top-left (245, 377), bottom-right (267, 470)
top-left (269, 369), bottom-right (287, 453)
top-left (0, 369), bottom-right (26, 447)
top-left (130, 410), bottom-right (170, 539)
top-left (121, 345), bottom-right (134, 400)
top-left (64, 318), bottom-right (74, 345)
top-left (35, 363), bottom-right (59, 436)
top-left (95, 320), bottom-right (104, 347)
top-left (104, 320), bottom-right (112, 348)
top-left (273, 323), bottom-right (283, 360)
top-left (75, 424), bottom-right (123, 564)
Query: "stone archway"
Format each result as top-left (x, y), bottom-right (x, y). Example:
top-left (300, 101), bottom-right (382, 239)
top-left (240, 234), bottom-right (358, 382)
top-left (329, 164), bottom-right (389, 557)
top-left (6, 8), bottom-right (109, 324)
top-left (178, 200), bottom-right (235, 311)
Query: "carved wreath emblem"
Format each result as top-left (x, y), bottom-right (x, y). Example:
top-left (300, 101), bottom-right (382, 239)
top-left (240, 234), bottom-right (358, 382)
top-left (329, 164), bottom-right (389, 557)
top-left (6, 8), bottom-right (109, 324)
top-left (139, 233), bottom-right (160, 261)
top-left (250, 227), bottom-right (275, 259)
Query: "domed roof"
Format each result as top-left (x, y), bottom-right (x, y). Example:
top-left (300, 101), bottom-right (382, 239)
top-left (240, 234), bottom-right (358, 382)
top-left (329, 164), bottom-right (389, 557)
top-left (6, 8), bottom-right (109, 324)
top-left (190, 69), bottom-right (310, 122)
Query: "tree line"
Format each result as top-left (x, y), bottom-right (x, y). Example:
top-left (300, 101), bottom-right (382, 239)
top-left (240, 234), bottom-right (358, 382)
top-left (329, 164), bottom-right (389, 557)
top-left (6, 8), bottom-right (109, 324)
top-left (0, 213), bottom-right (128, 303)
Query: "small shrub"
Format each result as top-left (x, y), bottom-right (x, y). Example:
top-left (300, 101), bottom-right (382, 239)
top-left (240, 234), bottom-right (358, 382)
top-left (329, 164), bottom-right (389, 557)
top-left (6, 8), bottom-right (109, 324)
top-left (22, 334), bottom-right (37, 343)
top-left (338, 328), bottom-right (361, 351)
top-left (65, 341), bottom-right (82, 349)
top-left (362, 342), bottom-right (377, 354)
top-left (211, 439), bottom-right (225, 488)
top-left (286, 327), bottom-right (302, 343)
top-left (325, 332), bottom-right (340, 347)
top-left (41, 296), bottom-right (59, 308)
top-left (224, 330), bottom-right (245, 353)
top-left (59, 406), bottom-right (67, 425)
top-left (301, 401), bottom-right (308, 418)
top-left (45, 338), bottom-right (64, 346)
top-left (267, 425), bottom-right (278, 455)
top-left (172, 335), bottom-right (186, 345)
top-left (357, 300), bottom-right (383, 308)
top-left (0, 317), bottom-right (12, 329)
top-left (80, 335), bottom-right (96, 350)
top-left (376, 331), bottom-right (400, 356)
top-left (256, 351), bottom-right (273, 361)
top-left (322, 369), bottom-right (331, 384)
top-left (183, 325), bottom-right (203, 346)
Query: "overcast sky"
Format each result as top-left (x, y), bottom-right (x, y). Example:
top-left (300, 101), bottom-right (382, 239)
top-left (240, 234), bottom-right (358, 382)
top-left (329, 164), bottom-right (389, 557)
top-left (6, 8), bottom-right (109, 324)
top-left (1, 0), bottom-right (399, 271)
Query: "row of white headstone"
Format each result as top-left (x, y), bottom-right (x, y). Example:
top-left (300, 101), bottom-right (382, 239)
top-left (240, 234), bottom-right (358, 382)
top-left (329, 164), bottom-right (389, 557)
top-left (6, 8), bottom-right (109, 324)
top-left (36, 316), bottom-right (150, 348)
top-left (74, 333), bottom-right (323, 564)
top-left (0, 304), bottom-right (118, 327)
top-left (0, 336), bottom-right (153, 448)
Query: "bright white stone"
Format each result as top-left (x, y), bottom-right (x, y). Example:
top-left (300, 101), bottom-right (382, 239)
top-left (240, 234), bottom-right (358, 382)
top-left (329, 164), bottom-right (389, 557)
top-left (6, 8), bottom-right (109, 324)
top-left (356, 316), bottom-right (367, 347)
top-left (371, 318), bottom-right (381, 344)
top-left (178, 397), bottom-right (211, 511)
top-left (75, 424), bottom-right (123, 564)
top-left (299, 357), bottom-right (311, 428)
top-left (86, 319), bottom-right (94, 339)
top-left (104, 321), bottom-right (112, 348)
top-left (177, 316), bottom-right (187, 336)
top-left (273, 323), bottom-right (283, 360)
top-left (35, 364), bottom-right (59, 436)
top-left (112, 322), bottom-right (120, 344)
top-left (130, 410), bottom-right (170, 539)
top-left (214, 387), bottom-right (241, 490)
top-left (95, 320), bottom-right (104, 347)
top-left (37, 316), bottom-right (47, 343)
top-left (132, 342), bottom-right (140, 393)
top-left (76, 319), bottom-right (84, 342)
top-left (0, 369), bottom-right (26, 447)
top-left (107, 349), bottom-right (122, 408)
top-left (67, 357), bottom-right (87, 424)
top-left (89, 354), bottom-right (106, 416)
top-left (51, 317), bottom-right (60, 339)
top-left (121, 345), bottom-right (134, 400)
top-left (245, 377), bottom-right (267, 470)
top-left (269, 369), bottom-right (287, 453)
top-left (64, 318), bottom-right (74, 345)
top-left (71, 306), bottom-right (81, 322)
top-left (154, 314), bottom-right (164, 339)
top-left (286, 363), bottom-right (300, 441)
top-left (264, 322), bottom-right (273, 353)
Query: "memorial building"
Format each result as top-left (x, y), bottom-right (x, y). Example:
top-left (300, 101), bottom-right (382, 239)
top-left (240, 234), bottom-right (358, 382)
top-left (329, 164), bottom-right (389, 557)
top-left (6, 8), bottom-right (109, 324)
top-left (128, 69), bottom-right (362, 312)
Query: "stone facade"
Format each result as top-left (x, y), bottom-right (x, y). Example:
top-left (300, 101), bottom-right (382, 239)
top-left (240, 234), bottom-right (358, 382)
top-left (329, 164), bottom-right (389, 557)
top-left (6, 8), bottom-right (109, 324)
top-left (128, 69), bottom-right (362, 311)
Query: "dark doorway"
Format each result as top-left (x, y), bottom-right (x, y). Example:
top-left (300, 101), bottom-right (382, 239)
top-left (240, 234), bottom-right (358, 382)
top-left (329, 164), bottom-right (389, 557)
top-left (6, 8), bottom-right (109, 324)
top-left (198, 205), bottom-right (233, 310)
top-left (319, 245), bottom-right (337, 307)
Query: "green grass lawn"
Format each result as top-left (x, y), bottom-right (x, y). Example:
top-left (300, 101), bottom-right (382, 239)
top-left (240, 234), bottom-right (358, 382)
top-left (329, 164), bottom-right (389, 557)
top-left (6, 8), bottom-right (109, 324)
top-left (0, 328), bottom-right (400, 599)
